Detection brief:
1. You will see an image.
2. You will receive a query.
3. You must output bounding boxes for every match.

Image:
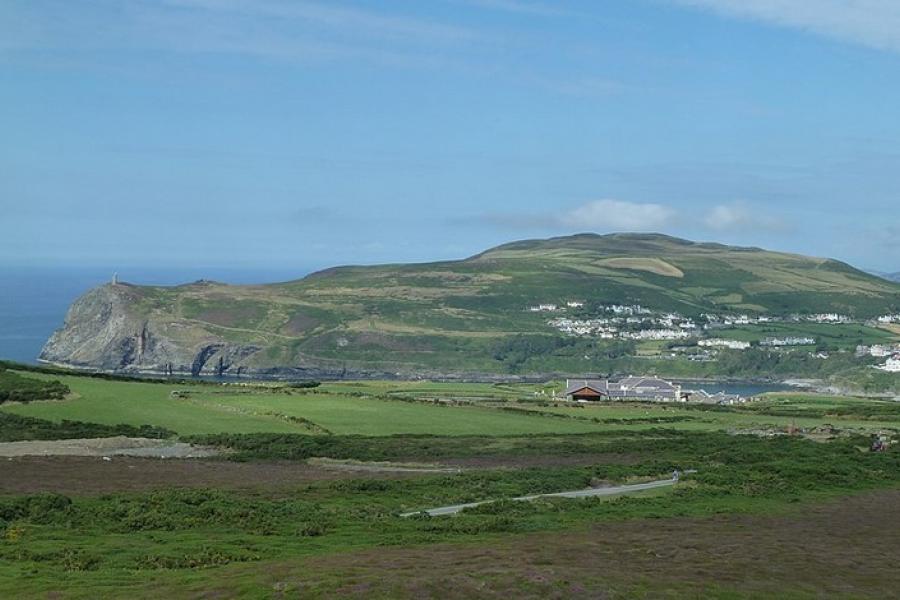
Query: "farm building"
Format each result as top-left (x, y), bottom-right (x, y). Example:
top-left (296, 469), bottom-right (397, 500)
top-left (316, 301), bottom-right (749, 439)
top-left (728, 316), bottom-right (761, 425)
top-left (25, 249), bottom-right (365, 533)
top-left (565, 379), bottom-right (611, 401)
top-left (565, 377), bottom-right (682, 402)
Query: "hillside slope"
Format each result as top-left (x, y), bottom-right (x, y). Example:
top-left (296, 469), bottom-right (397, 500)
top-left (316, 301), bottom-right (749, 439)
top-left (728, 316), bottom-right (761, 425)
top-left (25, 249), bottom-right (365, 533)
top-left (41, 234), bottom-right (900, 377)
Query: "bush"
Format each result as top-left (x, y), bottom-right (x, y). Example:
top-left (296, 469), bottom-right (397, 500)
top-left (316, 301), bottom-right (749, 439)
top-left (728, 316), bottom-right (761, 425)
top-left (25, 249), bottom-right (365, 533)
top-left (287, 381), bottom-right (321, 389)
top-left (0, 413), bottom-right (176, 442)
top-left (0, 369), bottom-right (69, 404)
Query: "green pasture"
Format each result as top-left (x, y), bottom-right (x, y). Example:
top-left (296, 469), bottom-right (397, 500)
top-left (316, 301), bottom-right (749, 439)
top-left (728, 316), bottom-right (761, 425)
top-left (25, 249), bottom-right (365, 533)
top-left (0, 374), bottom-right (594, 437)
top-left (0, 376), bottom-right (302, 436)
top-left (180, 392), bottom-right (602, 436)
top-left (707, 322), bottom-right (897, 348)
top-left (525, 400), bottom-right (900, 433)
top-left (3, 372), bottom-right (898, 438)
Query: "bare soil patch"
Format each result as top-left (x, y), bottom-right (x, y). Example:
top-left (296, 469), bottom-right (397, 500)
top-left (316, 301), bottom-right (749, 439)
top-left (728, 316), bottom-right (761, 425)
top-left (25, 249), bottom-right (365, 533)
top-left (0, 436), bottom-right (217, 459)
top-left (282, 310), bottom-right (320, 335)
top-left (266, 488), bottom-right (900, 598)
top-left (598, 257), bottom-right (684, 278)
top-left (439, 452), bottom-right (641, 469)
top-left (0, 456), bottom-right (428, 495)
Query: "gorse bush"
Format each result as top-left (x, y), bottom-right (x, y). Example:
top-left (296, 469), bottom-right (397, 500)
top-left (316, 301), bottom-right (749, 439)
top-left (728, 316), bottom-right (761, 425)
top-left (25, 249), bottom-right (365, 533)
top-left (0, 493), bottom-right (73, 526)
top-left (0, 368), bottom-right (69, 404)
top-left (0, 413), bottom-right (175, 442)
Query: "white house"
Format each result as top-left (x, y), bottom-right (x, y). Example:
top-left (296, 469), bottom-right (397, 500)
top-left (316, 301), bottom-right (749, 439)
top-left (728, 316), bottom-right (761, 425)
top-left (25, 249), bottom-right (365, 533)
top-left (876, 357), bottom-right (900, 373)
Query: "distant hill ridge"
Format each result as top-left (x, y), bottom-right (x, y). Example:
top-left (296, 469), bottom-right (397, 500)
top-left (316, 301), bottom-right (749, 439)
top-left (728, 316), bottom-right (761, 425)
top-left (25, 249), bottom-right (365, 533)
top-left (41, 233), bottom-right (900, 378)
top-left (869, 270), bottom-right (900, 283)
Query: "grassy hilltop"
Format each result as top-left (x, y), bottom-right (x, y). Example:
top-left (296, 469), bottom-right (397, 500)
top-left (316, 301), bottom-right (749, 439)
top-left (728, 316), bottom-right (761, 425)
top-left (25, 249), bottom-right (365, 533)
top-left (40, 233), bottom-right (900, 378)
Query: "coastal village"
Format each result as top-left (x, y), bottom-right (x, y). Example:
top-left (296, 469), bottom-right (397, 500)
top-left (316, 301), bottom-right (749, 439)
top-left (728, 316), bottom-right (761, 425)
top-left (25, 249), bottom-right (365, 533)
top-left (532, 302), bottom-right (900, 372)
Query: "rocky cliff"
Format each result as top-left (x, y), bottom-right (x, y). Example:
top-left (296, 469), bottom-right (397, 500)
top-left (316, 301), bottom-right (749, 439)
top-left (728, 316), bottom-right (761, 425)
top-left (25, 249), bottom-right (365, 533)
top-left (40, 283), bottom-right (264, 377)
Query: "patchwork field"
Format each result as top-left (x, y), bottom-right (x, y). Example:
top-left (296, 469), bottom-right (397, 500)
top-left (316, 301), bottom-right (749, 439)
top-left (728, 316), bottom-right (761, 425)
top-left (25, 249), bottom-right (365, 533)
top-left (3, 373), bottom-right (900, 438)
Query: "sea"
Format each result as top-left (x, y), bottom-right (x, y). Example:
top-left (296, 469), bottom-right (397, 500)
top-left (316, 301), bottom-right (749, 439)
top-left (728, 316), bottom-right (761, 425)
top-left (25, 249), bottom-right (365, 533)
top-left (0, 266), bottom-right (793, 395)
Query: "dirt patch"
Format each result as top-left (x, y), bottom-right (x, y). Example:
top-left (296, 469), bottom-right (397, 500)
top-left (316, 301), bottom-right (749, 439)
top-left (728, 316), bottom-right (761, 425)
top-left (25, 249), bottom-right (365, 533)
top-left (438, 452), bottom-right (641, 469)
top-left (265, 488), bottom-right (900, 598)
top-left (282, 311), bottom-right (320, 335)
top-left (308, 457), bottom-right (461, 473)
top-left (598, 257), bottom-right (684, 278)
top-left (0, 456), bottom-right (428, 495)
top-left (196, 305), bottom-right (266, 327)
top-left (0, 436), bottom-right (218, 459)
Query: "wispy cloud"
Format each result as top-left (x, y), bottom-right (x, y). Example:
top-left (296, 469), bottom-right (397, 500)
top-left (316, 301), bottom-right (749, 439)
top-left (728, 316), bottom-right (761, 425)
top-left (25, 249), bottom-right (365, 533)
top-left (667, 0), bottom-right (900, 53)
top-left (457, 198), bottom-right (799, 238)
top-left (703, 202), bottom-right (792, 233)
top-left (0, 0), bottom-right (487, 68)
top-left (560, 199), bottom-right (677, 230)
top-left (457, 199), bottom-right (679, 232)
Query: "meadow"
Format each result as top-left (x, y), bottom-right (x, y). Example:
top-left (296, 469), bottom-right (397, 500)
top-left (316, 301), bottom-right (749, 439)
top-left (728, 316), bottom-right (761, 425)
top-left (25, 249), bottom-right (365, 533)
top-left (1, 368), bottom-right (899, 598)
top-left (3, 372), bottom-right (900, 440)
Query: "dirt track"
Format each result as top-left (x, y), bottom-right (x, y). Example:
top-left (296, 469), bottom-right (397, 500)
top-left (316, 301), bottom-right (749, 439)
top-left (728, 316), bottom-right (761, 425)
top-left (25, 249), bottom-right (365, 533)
top-left (0, 436), bottom-right (218, 458)
top-left (0, 456), bottom-right (429, 495)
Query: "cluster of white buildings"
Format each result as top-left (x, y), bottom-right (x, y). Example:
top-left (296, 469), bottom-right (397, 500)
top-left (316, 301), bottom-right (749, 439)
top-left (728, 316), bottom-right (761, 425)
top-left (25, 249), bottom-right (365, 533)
top-left (537, 304), bottom-right (900, 368)
top-left (704, 312), bottom-right (858, 326)
top-left (620, 329), bottom-right (693, 341)
top-left (606, 304), bottom-right (653, 316)
top-left (859, 343), bottom-right (900, 372)
top-left (698, 339), bottom-right (752, 350)
top-left (804, 313), bottom-right (852, 323)
top-left (876, 357), bottom-right (900, 372)
top-left (527, 300), bottom-right (588, 312)
top-left (548, 310), bottom-right (699, 341)
top-left (857, 344), bottom-right (900, 358)
top-left (528, 303), bottom-right (559, 312)
top-left (760, 336), bottom-right (816, 347)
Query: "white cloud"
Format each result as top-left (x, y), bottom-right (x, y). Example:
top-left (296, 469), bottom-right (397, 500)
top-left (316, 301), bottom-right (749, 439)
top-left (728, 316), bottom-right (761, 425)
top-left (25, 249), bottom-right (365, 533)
top-left (559, 199), bottom-right (677, 231)
top-left (459, 199), bottom-right (678, 232)
top-left (668, 0), bottom-right (900, 53)
top-left (703, 202), bottom-right (790, 232)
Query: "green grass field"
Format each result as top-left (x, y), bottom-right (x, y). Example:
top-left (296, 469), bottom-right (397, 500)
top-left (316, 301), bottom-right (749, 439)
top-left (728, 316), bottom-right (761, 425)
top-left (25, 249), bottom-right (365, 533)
top-left (707, 322), bottom-right (896, 348)
top-left (2, 369), bottom-right (900, 598)
top-left (3, 372), bottom-right (898, 438)
top-left (0, 374), bottom-right (596, 436)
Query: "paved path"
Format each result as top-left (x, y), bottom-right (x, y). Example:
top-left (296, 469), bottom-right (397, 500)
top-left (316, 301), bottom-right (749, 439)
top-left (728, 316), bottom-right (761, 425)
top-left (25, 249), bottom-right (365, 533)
top-left (400, 478), bottom-right (677, 517)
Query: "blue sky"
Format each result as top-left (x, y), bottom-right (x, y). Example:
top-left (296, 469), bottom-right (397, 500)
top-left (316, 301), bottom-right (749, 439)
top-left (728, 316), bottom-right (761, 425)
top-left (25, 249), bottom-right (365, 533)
top-left (2, 0), bottom-right (899, 274)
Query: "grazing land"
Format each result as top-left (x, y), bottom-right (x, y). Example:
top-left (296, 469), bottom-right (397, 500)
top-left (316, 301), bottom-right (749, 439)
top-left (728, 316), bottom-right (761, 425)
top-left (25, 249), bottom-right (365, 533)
top-left (0, 367), bottom-right (899, 598)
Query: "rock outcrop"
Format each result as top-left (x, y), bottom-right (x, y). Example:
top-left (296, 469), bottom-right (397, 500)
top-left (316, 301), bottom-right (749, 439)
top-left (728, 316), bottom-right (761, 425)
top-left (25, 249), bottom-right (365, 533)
top-left (40, 283), bottom-right (264, 377)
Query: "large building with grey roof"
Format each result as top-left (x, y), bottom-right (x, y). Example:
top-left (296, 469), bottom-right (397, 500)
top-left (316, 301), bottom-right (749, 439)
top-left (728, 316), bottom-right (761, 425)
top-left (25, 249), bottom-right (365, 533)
top-left (565, 377), bottom-right (682, 402)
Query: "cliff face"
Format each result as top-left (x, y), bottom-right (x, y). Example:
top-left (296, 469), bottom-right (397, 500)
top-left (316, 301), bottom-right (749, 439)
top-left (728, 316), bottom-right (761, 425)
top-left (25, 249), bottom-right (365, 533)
top-left (40, 283), bottom-right (263, 377)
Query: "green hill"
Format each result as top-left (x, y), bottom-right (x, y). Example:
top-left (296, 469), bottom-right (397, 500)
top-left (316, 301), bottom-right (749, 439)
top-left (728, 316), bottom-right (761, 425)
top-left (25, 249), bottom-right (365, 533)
top-left (40, 233), bottom-right (900, 378)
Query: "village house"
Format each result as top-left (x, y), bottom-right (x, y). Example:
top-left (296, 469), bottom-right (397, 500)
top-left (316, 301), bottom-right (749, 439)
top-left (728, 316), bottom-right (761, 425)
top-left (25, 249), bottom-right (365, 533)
top-left (876, 357), bottom-right (900, 373)
top-left (528, 303), bottom-right (558, 312)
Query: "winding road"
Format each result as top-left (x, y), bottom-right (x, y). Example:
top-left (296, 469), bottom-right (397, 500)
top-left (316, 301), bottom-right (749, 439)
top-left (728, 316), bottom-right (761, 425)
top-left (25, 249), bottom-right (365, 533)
top-left (400, 478), bottom-right (678, 517)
